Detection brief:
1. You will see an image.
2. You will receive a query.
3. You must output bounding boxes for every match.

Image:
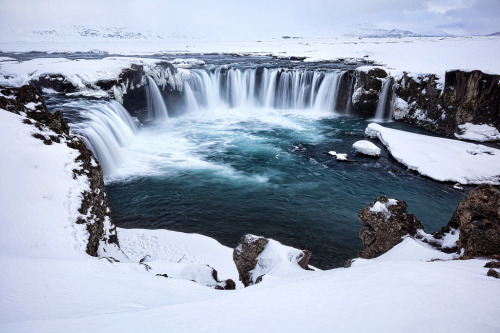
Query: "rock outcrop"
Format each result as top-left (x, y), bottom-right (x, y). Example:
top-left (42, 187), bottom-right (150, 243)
top-left (351, 67), bottom-right (387, 116)
top-left (0, 84), bottom-right (121, 257)
top-left (233, 234), bottom-right (269, 287)
top-left (358, 195), bottom-right (424, 259)
top-left (393, 70), bottom-right (500, 138)
top-left (447, 184), bottom-right (500, 256)
top-left (233, 234), bottom-right (312, 287)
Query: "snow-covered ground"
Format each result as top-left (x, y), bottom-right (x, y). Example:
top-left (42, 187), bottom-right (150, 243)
top-left (0, 32), bottom-right (499, 78)
top-left (1, 108), bottom-right (500, 332)
top-left (366, 123), bottom-right (500, 185)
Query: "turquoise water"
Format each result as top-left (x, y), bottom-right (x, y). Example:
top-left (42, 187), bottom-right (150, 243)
top-left (104, 107), bottom-right (469, 268)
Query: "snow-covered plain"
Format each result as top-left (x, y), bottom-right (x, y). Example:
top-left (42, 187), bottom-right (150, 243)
top-left (0, 30), bottom-right (499, 78)
top-left (1, 108), bottom-right (500, 332)
top-left (366, 123), bottom-right (500, 185)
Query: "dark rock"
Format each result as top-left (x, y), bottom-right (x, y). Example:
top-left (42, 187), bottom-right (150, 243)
top-left (223, 279), bottom-right (236, 290)
top-left (30, 74), bottom-right (78, 93)
top-left (233, 234), bottom-right (313, 287)
top-left (156, 274), bottom-right (169, 278)
top-left (393, 70), bottom-right (500, 139)
top-left (1, 84), bottom-right (121, 257)
top-left (296, 250), bottom-right (312, 270)
top-left (487, 268), bottom-right (500, 279)
top-left (448, 184), bottom-right (500, 256)
top-left (484, 261), bottom-right (500, 268)
top-left (233, 234), bottom-right (269, 287)
top-left (255, 275), bottom-right (264, 284)
top-left (344, 258), bottom-right (353, 268)
top-left (351, 68), bottom-right (388, 116)
top-left (358, 195), bottom-right (424, 259)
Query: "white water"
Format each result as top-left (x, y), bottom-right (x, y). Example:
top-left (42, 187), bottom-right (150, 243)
top-left (68, 67), bottom-right (350, 178)
top-left (374, 79), bottom-right (393, 120)
top-left (67, 100), bottom-right (137, 175)
top-left (146, 76), bottom-right (169, 119)
top-left (181, 68), bottom-right (345, 113)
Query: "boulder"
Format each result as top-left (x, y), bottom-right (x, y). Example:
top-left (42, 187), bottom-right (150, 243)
top-left (358, 195), bottom-right (424, 259)
top-left (233, 235), bottom-right (269, 287)
top-left (353, 140), bottom-right (381, 157)
top-left (233, 234), bottom-right (312, 287)
top-left (448, 184), bottom-right (500, 256)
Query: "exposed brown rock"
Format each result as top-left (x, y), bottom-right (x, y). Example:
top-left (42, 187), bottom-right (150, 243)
top-left (487, 268), bottom-right (500, 279)
top-left (358, 195), bottom-right (424, 259)
top-left (448, 184), bottom-right (500, 256)
top-left (233, 234), bottom-right (269, 287)
top-left (484, 261), bottom-right (500, 269)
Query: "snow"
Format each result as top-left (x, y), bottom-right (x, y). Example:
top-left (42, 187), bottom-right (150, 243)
top-left (454, 123), bottom-right (500, 142)
top-left (1, 33), bottom-right (499, 78)
top-left (0, 57), bottom-right (182, 96)
top-left (171, 58), bottom-right (206, 69)
top-left (0, 110), bottom-right (89, 258)
top-left (369, 199), bottom-right (398, 219)
top-left (417, 229), bottom-right (460, 250)
top-left (366, 123), bottom-right (500, 184)
top-left (336, 153), bottom-right (348, 161)
top-left (353, 140), bottom-right (381, 156)
top-left (250, 239), bottom-right (316, 284)
top-left (118, 228), bottom-right (240, 286)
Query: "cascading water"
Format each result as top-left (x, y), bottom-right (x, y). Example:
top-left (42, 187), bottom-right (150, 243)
top-left (66, 100), bottom-right (137, 175)
top-left (146, 76), bottom-right (169, 119)
top-left (180, 68), bottom-right (345, 113)
top-left (374, 79), bottom-right (394, 120)
top-left (43, 58), bottom-right (469, 269)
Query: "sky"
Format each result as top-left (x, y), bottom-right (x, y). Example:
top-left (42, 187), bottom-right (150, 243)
top-left (0, 0), bottom-right (499, 38)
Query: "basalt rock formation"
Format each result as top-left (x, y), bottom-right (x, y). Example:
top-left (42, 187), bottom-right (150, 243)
top-left (358, 195), bottom-right (424, 259)
top-left (0, 84), bottom-right (121, 257)
top-left (351, 67), bottom-right (388, 116)
top-left (392, 70), bottom-right (500, 138)
top-left (447, 184), bottom-right (500, 256)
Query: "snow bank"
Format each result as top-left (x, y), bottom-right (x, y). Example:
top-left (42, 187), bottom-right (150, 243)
top-left (353, 140), bottom-right (381, 156)
top-left (118, 228), bottom-right (239, 284)
top-left (171, 58), bottom-right (206, 68)
top-left (1, 107), bottom-right (500, 332)
top-left (366, 123), bottom-right (500, 184)
top-left (250, 239), bottom-right (315, 283)
top-left (0, 57), bottom-right (182, 97)
top-left (0, 110), bottom-right (89, 258)
top-left (454, 123), bottom-right (500, 142)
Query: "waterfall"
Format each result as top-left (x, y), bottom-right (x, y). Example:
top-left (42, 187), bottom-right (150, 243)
top-left (177, 67), bottom-right (345, 113)
top-left (146, 76), bottom-right (169, 120)
top-left (374, 79), bottom-right (393, 120)
top-left (68, 100), bottom-right (137, 175)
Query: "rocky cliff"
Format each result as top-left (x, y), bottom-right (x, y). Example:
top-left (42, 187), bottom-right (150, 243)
top-left (0, 84), bottom-right (122, 257)
top-left (351, 67), bottom-right (500, 139)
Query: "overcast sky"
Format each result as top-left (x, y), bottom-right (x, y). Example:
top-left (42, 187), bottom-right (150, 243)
top-left (0, 0), bottom-right (499, 37)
